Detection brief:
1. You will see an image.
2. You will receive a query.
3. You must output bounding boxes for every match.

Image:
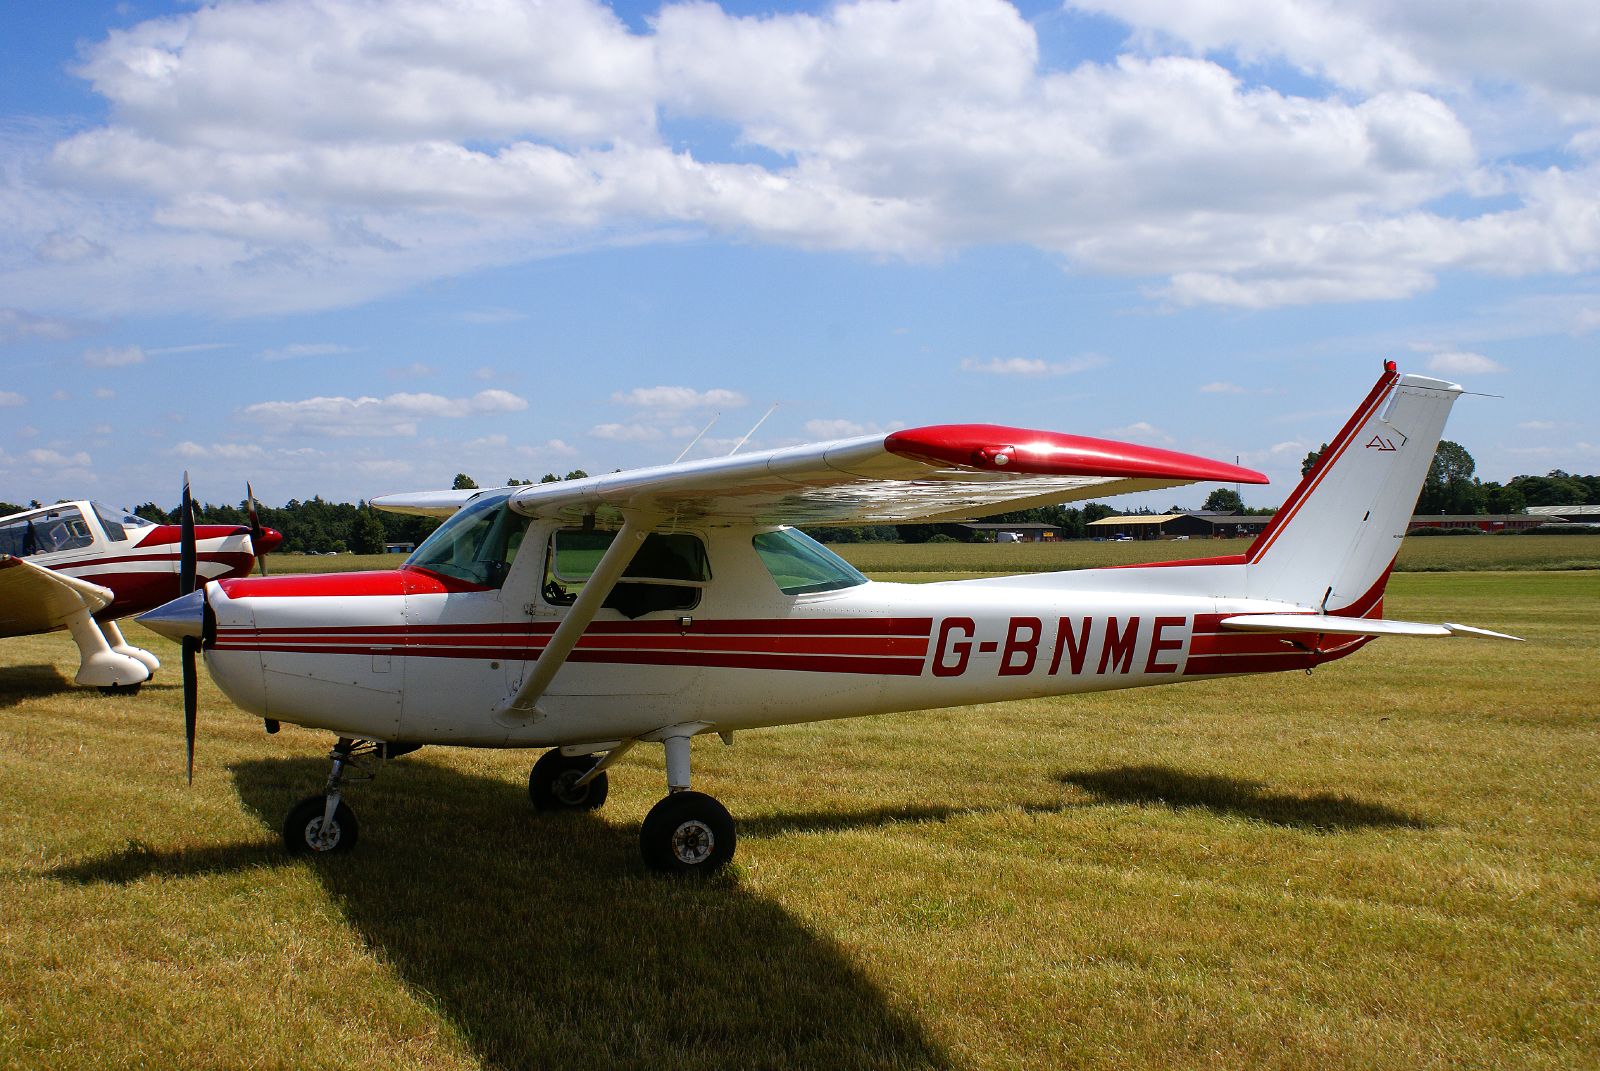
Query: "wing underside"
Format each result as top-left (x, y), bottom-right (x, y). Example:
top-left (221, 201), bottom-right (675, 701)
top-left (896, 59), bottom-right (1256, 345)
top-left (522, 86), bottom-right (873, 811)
top-left (0, 555), bottom-right (113, 637)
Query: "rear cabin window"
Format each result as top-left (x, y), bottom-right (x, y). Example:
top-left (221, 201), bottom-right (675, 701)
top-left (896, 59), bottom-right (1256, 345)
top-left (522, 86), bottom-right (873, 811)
top-left (545, 530), bottom-right (708, 618)
top-left (752, 529), bottom-right (868, 595)
top-left (405, 492), bottom-right (530, 589)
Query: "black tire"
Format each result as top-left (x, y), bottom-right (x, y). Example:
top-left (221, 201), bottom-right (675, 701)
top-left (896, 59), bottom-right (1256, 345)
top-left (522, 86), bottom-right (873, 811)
top-left (283, 795), bottom-right (359, 854)
top-left (640, 791), bottom-right (736, 875)
top-left (97, 683), bottom-right (142, 697)
top-left (528, 750), bottom-right (609, 811)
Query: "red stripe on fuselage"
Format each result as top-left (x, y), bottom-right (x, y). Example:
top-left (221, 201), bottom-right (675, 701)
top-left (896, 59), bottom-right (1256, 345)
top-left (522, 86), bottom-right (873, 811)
top-left (211, 617), bottom-right (935, 676)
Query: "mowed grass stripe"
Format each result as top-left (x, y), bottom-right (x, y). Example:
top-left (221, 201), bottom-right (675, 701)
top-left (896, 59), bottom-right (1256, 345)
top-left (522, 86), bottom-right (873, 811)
top-left (1, 566), bottom-right (1596, 1070)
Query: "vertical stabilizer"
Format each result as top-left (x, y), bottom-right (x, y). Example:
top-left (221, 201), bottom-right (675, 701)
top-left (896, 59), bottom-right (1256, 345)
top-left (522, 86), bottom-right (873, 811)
top-left (1244, 366), bottom-right (1463, 611)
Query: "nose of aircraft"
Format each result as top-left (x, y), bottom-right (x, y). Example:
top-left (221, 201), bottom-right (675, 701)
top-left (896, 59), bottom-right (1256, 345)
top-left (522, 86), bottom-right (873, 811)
top-left (256, 526), bottom-right (284, 554)
top-left (138, 589), bottom-right (206, 642)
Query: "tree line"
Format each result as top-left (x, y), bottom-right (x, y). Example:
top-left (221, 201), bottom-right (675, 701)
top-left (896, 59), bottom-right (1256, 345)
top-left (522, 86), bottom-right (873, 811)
top-left (1300, 441), bottom-right (1599, 515)
top-left (6, 447), bottom-right (1594, 553)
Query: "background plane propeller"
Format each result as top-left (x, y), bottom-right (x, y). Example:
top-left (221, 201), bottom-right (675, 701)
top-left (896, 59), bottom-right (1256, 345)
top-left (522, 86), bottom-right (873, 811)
top-left (245, 482), bottom-right (270, 577)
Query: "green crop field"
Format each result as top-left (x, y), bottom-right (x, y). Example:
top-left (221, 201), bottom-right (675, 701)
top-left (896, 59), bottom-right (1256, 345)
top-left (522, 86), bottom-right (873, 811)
top-left (833, 533), bottom-right (1600, 576)
top-left (270, 533), bottom-right (1600, 580)
top-left (2, 553), bottom-right (1596, 1070)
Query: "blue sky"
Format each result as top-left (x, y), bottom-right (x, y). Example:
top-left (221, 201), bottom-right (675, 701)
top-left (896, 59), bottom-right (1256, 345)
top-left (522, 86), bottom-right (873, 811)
top-left (2, 0), bottom-right (1597, 511)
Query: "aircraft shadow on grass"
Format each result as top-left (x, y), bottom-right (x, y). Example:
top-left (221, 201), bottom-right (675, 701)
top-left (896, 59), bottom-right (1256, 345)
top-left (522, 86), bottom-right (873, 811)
top-left (1058, 764), bottom-right (1430, 831)
top-left (57, 756), bottom-right (955, 1071)
top-left (0, 664), bottom-right (73, 708)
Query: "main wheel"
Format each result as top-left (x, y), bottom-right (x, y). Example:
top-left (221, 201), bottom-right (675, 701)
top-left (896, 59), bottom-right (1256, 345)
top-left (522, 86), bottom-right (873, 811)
top-left (640, 791), bottom-right (736, 875)
top-left (528, 750), bottom-right (609, 811)
top-left (283, 795), bottom-right (359, 854)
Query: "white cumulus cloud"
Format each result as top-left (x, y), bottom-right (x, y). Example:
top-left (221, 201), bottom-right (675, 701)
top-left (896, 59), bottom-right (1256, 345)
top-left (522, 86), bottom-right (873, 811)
top-left (0, 0), bottom-right (1591, 317)
top-left (83, 345), bottom-right (145, 367)
top-left (611, 386), bottom-right (749, 410)
top-left (961, 355), bottom-right (1108, 376)
top-left (1427, 351), bottom-right (1507, 375)
top-left (241, 389), bottom-right (528, 437)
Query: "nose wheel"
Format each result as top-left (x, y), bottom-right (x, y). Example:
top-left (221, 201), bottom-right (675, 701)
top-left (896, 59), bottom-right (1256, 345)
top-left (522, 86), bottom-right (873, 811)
top-left (284, 795), bottom-right (358, 854)
top-left (282, 738), bottom-right (381, 855)
top-left (528, 749), bottom-right (610, 811)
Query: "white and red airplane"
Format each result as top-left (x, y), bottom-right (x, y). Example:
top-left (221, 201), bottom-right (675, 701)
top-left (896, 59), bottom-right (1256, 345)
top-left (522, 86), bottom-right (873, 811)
top-left (141, 364), bottom-right (1517, 874)
top-left (0, 489), bottom-right (281, 691)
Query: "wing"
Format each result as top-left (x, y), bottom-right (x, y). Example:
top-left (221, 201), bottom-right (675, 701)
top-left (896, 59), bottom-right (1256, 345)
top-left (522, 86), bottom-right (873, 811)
top-left (465, 424), bottom-right (1267, 527)
top-left (0, 555), bottom-right (114, 637)
top-left (368, 489), bottom-right (482, 518)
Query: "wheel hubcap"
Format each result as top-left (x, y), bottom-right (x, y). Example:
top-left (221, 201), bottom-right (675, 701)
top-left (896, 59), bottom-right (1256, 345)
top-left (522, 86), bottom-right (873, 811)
top-left (553, 771), bottom-right (588, 806)
top-left (670, 819), bottom-right (714, 865)
top-left (306, 818), bottom-right (339, 851)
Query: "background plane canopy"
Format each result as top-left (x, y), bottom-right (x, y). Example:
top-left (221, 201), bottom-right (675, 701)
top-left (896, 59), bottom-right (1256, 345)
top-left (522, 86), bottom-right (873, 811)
top-left (405, 491), bottom-right (529, 589)
top-left (0, 506), bottom-right (95, 558)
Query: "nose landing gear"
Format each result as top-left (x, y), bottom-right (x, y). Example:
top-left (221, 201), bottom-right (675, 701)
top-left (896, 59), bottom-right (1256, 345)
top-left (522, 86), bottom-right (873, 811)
top-left (282, 738), bottom-right (384, 855)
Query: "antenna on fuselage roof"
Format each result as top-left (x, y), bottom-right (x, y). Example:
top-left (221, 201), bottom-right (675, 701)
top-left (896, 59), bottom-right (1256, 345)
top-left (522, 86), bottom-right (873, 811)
top-left (728, 403), bottom-right (779, 456)
top-left (674, 413), bottom-right (720, 464)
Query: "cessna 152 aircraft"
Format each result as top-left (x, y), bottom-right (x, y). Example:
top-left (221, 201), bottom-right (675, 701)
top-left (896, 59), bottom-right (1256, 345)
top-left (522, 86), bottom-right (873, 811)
top-left (0, 489), bottom-right (280, 691)
top-left (140, 364), bottom-right (1517, 874)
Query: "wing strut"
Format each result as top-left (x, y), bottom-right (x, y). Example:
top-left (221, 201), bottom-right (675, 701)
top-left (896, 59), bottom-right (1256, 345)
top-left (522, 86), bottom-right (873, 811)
top-left (503, 515), bottom-right (655, 714)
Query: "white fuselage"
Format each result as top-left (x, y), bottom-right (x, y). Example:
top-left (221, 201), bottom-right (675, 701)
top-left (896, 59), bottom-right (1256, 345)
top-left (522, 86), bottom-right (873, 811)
top-left (201, 524), bottom-right (1366, 748)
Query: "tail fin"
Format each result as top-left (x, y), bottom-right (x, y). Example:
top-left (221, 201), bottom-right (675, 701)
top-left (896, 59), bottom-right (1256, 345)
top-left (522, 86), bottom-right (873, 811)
top-left (1243, 364), bottom-right (1463, 611)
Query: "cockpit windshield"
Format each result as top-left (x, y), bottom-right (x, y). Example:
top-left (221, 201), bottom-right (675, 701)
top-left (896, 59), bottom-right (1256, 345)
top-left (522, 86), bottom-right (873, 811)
top-left (92, 502), bottom-right (152, 542)
top-left (404, 491), bottom-right (530, 589)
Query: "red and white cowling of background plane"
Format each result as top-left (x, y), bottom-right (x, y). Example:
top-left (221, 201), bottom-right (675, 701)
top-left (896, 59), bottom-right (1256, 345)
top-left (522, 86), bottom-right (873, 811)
top-left (0, 501), bottom-right (281, 689)
top-left (138, 365), bottom-right (1517, 872)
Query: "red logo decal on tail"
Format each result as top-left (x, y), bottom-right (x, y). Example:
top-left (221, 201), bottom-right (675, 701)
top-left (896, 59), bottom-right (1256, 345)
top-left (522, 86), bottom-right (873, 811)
top-left (1365, 435), bottom-right (1397, 451)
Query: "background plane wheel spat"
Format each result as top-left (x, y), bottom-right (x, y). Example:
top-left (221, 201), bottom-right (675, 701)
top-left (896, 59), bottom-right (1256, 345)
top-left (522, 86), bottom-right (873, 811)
top-left (528, 749), bottom-right (609, 811)
top-left (283, 795), bottom-right (359, 855)
top-left (640, 791), bottom-right (736, 875)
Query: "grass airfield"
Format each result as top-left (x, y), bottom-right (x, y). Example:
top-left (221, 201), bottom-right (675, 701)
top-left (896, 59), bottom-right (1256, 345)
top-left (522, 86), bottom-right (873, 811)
top-left (2, 542), bottom-right (1598, 1070)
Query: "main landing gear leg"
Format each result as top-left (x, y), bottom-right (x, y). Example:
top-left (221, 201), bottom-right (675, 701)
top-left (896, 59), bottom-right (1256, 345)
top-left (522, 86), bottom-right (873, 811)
top-left (283, 738), bottom-right (382, 854)
top-left (640, 731), bottom-right (736, 876)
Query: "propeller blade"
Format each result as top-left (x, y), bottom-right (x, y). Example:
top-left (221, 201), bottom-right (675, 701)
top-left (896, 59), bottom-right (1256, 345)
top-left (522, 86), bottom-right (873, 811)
top-left (179, 473), bottom-right (199, 783)
top-left (182, 636), bottom-right (198, 784)
top-left (179, 472), bottom-right (197, 596)
top-left (246, 481), bottom-right (270, 577)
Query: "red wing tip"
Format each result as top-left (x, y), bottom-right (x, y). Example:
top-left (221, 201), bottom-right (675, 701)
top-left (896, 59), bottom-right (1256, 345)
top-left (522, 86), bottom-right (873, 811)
top-left (885, 424), bottom-right (1268, 484)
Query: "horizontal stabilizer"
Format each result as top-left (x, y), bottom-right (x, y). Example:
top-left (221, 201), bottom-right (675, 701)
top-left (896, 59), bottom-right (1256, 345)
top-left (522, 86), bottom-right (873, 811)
top-left (1220, 613), bottom-right (1522, 641)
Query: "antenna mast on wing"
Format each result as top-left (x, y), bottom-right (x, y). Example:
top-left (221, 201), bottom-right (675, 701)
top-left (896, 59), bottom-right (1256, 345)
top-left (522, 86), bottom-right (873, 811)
top-left (728, 403), bottom-right (778, 456)
top-left (674, 413), bottom-right (720, 464)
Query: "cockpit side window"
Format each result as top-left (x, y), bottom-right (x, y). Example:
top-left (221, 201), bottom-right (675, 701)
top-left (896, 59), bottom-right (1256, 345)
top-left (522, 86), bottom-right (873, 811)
top-left (543, 529), bottom-right (708, 618)
top-left (403, 492), bottom-right (530, 589)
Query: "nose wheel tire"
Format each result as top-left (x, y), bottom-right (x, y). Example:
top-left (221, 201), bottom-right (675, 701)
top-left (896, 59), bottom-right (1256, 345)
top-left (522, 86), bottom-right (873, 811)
top-left (528, 749), bottom-right (610, 811)
top-left (640, 791), bottom-right (735, 875)
top-left (283, 795), bottom-right (359, 854)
